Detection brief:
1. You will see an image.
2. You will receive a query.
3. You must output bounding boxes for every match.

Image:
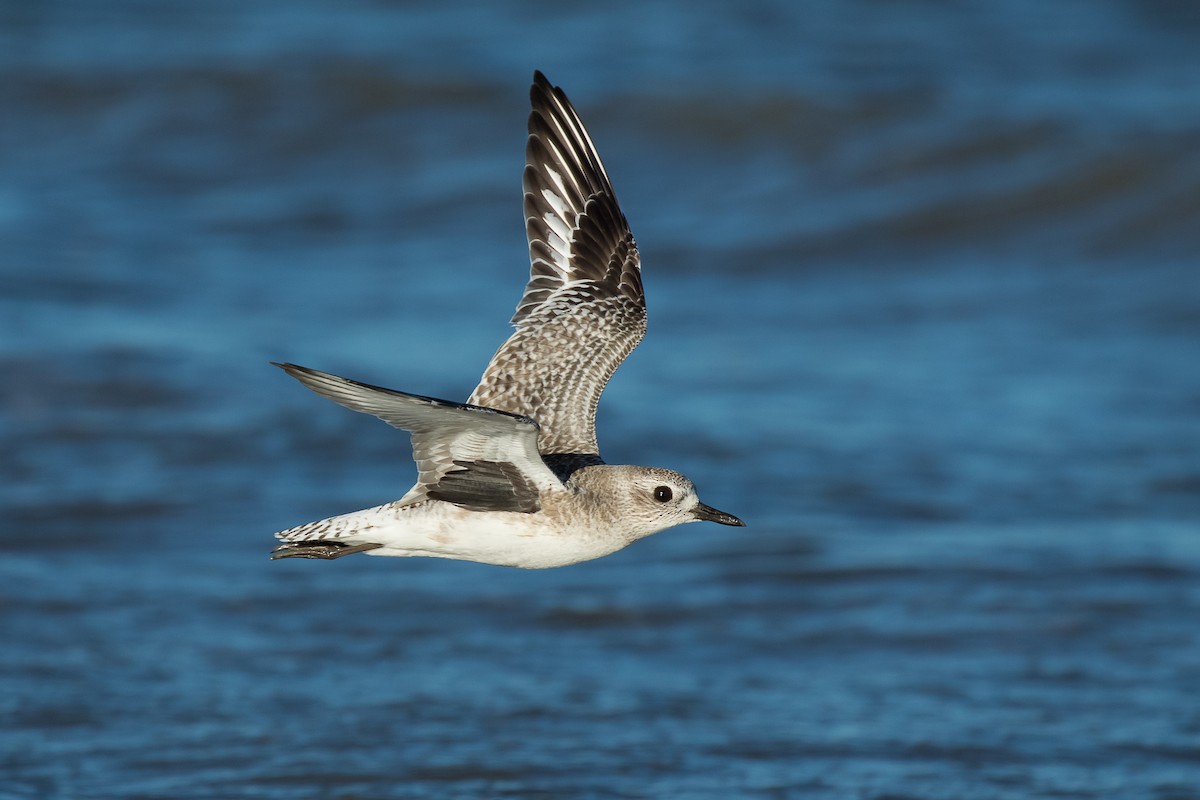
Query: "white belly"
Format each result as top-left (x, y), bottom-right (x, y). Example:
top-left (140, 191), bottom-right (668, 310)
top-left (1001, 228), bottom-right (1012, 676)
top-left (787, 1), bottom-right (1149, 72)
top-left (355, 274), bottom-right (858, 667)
top-left (279, 499), bottom-right (627, 569)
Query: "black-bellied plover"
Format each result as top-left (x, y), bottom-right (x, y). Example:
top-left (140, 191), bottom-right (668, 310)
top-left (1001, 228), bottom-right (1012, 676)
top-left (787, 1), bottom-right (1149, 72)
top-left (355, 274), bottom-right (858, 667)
top-left (273, 71), bottom-right (743, 568)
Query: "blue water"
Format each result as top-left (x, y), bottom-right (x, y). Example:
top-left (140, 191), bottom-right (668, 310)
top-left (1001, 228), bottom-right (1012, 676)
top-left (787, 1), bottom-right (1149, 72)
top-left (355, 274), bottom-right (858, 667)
top-left (3, 2), bottom-right (1200, 798)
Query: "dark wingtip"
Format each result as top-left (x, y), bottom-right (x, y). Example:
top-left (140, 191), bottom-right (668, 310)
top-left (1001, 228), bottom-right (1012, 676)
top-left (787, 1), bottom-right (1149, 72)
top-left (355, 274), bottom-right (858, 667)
top-left (272, 362), bottom-right (311, 379)
top-left (531, 70), bottom-right (554, 106)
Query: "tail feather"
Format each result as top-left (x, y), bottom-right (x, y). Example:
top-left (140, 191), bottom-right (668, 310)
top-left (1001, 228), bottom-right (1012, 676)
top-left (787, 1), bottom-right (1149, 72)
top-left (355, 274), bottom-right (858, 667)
top-left (270, 541), bottom-right (382, 560)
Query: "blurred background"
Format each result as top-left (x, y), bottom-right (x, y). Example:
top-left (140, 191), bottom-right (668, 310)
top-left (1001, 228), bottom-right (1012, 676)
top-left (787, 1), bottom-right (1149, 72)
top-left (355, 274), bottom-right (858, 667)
top-left (2, 1), bottom-right (1199, 798)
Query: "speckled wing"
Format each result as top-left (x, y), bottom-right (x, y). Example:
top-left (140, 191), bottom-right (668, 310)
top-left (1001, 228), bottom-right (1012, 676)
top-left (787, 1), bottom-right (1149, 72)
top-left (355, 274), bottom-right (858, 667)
top-left (468, 71), bottom-right (645, 461)
top-left (275, 363), bottom-right (562, 511)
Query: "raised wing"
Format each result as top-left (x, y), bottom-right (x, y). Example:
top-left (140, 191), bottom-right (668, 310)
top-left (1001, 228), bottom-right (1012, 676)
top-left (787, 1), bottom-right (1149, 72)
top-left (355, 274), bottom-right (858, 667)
top-left (468, 71), bottom-right (645, 462)
top-left (275, 363), bottom-right (562, 511)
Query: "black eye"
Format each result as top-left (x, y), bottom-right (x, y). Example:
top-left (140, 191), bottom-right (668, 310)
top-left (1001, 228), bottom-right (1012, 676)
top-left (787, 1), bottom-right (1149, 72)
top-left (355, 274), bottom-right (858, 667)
top-left (653, 486), bottom-right (673, 503)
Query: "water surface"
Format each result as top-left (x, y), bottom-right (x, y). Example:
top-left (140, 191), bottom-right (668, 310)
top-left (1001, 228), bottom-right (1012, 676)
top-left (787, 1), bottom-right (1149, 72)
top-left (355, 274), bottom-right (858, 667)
top-left (3, 2), bottom-right (1199, 798)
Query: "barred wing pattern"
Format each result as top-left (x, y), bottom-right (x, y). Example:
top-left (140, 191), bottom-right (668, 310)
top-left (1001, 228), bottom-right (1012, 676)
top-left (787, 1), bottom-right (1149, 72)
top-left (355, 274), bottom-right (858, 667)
top-left (468, 71), bottom-right (645, 461)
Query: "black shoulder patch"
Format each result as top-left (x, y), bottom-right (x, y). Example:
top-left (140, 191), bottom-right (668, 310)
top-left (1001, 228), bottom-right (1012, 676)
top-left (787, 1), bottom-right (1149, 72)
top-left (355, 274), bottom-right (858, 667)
top-left (541, 452), bottom-right (605, 482)
top-left (427, 460), bottom-right (542, 513)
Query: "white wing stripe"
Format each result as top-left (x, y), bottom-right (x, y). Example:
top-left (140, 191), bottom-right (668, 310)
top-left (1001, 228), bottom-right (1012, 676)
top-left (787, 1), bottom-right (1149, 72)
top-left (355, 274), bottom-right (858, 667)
top-left (543, 211), bottom-right (574, 250)
top-left (541, 187), bottom-right (571, 219)
top-left (542, 165), bottom-right (572, 210)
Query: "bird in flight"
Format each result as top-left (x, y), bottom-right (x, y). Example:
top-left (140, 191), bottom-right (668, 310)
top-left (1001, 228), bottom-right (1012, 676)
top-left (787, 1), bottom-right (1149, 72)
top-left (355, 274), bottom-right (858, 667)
top-left (273, 71), bottom-right (743, 569)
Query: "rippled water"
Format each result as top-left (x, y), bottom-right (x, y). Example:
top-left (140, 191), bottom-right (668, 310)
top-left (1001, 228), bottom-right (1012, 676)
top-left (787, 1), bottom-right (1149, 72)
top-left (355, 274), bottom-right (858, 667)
top-left (3, 2), bottom-right (1199, 798)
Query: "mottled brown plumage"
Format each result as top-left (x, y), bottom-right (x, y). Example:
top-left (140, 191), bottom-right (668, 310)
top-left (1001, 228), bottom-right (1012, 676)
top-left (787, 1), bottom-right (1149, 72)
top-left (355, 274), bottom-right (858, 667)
top-left (468, 71), bottom-right (645, 459)
top-left (271, 72), bottom-right (742, 567)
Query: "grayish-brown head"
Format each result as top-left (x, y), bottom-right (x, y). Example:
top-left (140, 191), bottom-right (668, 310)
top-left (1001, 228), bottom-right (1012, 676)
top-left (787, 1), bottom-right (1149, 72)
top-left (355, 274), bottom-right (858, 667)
top-left (571, 465), bottom-right (745, 541)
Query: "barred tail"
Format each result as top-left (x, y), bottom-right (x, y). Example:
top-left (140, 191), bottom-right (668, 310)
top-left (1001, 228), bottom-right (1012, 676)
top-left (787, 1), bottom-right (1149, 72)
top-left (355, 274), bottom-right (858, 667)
top-left (270, 541), bottom-right (382, 560)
